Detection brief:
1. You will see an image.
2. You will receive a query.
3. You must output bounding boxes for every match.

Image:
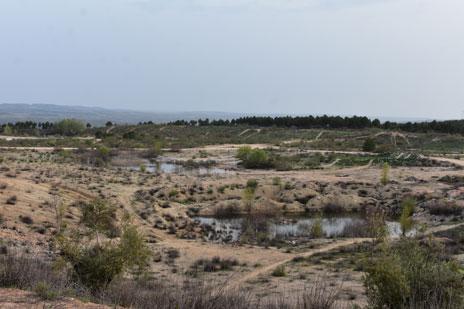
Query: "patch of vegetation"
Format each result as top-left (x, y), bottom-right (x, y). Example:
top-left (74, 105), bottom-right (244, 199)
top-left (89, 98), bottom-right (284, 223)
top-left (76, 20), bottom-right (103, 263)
top-left (236, 147), bottom-right (273, 169)
top-left (362, 138), bottom-right (376, 152)
top-left (399, 197), bottom-right (415, 236)
top-left (6, 195), bottom-right (17, 205)
top-left (428, 200), bottom-right (463, 216)
top-left (364, 238), bottom-right (464, 309)
top-left (271, 265), bottom-right (286, 277)
top-left (191, 256), bottom-right (239, 273)
top-left (54, 119), bottom-right (85, 136)
top-left (56, 199), bottom-right (150, 291)
top-left (381, 162), bottom-right (390, 185)
top-left (19, 215), bottom-right (34, 225)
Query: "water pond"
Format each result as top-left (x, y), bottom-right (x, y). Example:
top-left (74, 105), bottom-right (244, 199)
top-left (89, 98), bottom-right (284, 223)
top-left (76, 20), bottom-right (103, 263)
top-left (194, 215), bottom-right (405, 242)
top-left (130, 161), bottom-right (231, 176)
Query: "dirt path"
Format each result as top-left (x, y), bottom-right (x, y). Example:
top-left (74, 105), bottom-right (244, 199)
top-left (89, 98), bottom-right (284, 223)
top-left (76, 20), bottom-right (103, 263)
top-left (226, 238), bottom-right (371, 290)
top-left (427, 156), bottom-right (464, 168)
top-left (310, 130), bottom-right (324, 142)
top-left (321, 158), bottom-right (340, 169)
top-left (225, 222), bottom-right (464, 291)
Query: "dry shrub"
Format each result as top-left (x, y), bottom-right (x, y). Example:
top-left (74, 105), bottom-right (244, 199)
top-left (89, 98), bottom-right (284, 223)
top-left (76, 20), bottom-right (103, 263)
top-left (428, 200), bottom-right (462, 216)
top-left (0, 254), bottom-right (73, 294)
top-left (100, 279), bottom-right (254, 309)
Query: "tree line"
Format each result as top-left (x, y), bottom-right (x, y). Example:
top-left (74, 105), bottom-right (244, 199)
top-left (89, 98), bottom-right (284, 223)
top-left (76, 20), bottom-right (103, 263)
top-left (167, 115), bottom-right (464, 134)
top-left (3, 115), bottom-right (464, 136)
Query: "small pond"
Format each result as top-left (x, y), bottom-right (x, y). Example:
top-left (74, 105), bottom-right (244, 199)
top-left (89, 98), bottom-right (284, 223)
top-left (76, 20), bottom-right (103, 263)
top-left (194, 215), bottom-right (407, 243)
top-left (129, 161), bottom-right (231, 176)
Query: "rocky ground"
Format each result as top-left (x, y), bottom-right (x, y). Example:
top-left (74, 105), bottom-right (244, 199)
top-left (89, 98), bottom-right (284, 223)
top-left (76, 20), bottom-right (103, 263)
top-left (1, 146), bottom-right (464, 307)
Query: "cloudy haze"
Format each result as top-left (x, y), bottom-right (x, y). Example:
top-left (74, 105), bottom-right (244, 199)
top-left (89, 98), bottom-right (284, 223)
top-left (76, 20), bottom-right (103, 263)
top-left (1, 0), bottom-right (463, 119)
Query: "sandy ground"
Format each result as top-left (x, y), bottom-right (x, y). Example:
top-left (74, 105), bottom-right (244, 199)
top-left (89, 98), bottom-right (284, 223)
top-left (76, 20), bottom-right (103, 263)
top-left (1, 146), bottom-right (464, 307)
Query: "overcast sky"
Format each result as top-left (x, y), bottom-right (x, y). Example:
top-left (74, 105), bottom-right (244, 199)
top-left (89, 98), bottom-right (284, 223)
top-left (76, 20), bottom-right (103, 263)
top-left (1, 0), bottom-right (463, 119)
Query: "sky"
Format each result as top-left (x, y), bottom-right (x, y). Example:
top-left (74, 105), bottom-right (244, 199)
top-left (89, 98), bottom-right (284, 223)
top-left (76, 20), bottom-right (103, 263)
top-left (0, 0), bottom-right (463, 119)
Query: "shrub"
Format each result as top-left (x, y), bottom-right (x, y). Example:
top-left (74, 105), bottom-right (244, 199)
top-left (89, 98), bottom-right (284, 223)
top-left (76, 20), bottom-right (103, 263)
top-left (19, 215), bottom-right (34, 225)
top-left (311, 219), bottom-right (323, 238)
top-left (70, 245), bottom-right (125, 291)
top-left (237, 147), bottom-right (272, 169)
top-left (95, 145), bottom-right (111, 165)
top-left (166, 248), bottom-right (180, 260)
top-left (272, 177), bottom-right (282, 186)
top-left (246, 179), bottom-right (258, 190)
top-left (0, 254), bottom-right (71, 293)
top-left (34, 281), bottom-right (59, 300)
top-left (362, 138), bottom-right (376, 152)
top-left (399, 198), bottom-right (415, 236)
top-left (214, 203), bottom-right (241, 218)
top-left (80, 199), bottom-right (118, 240)
top-left (191, 257), bottom-right (239, 272)
top-left (6, 195), bottom-right (17, 205)
top-left (299, 279), bottom-right (340, 309)
top-left (57, 199), bottom-right (150, 291)
top-left (381, 162), bottom-right (390, 185)
top-left (143, 141), bottom-right (163, 159)
top-left (54, 119), bottom-right (85, 136)
top-left (364, 239), bottom-right (464, 309)
top-left (365, 206), bottom-right (388, 242)
top-left (272, 265), bottom-right (286, 277)
top-left (429, 200), bottom-right (463, 216)
top-left (322, 203), bottom-right (344, 214)
top-left (236, 146), bottom-right (252, 161)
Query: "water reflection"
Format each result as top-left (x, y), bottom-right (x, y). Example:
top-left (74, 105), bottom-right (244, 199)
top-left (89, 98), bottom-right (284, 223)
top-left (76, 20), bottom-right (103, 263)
top-left (130, 161), bottom-right (231, 175)
top-left (194, 216), bottom-right (406, 242)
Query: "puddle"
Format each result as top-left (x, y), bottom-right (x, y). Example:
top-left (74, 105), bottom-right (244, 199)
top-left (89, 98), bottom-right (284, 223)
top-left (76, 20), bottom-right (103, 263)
top-left (128, 160), bottom-right (232, 175)
top-left (194, 215), bottom-right (406, 242)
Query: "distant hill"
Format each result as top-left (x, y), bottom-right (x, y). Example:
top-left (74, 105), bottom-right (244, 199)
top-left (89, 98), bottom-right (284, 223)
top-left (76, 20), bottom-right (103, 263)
top-left (0, 104), bottom-right (243, 126)
top-left (0, 103), bottom-right (440, 126)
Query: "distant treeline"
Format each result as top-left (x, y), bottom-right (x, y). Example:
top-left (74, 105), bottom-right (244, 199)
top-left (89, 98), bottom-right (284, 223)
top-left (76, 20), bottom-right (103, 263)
top-left (2, 115), bottom-right (464, 136)
top-left (1, 119), bottom-right (92, 136)
top-left (166, 116), bottom-right (464, 134)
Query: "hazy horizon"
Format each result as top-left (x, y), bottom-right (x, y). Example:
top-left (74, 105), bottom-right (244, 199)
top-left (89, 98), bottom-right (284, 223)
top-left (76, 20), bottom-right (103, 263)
top-left (1, 0), bottom-right (463, 119)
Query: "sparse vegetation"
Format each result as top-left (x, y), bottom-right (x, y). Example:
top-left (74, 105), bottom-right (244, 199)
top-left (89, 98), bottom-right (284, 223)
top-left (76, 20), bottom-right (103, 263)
top-left (399, 197), bottom-right (415, 236)
top-left (364, 238), bottom-right (464, 309)
top-left (381, 162), bottom-right (390, 185)
top-left (271, 265), bottom-right (286, 277)
top-left (1, 121), bottom-right (464, 308)
top-left (191, 256), bottom-right (239, 273)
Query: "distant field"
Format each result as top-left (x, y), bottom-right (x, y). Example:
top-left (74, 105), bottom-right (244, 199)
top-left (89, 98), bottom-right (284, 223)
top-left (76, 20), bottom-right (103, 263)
top-left (1, 125), bottom-right (464, 155)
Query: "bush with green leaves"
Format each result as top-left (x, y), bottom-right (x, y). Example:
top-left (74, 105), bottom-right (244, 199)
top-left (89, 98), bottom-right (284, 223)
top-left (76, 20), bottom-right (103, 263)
top-left (364, 239), bottom-right (464, 309)
top-left (54, 119), bottom-right (85, 136)
top-left (399, 198), bottom-right (415, 236)
top-left (236, 146), bottom-right (272, 169)
top-left (57, 199), bottom-right (150, 291)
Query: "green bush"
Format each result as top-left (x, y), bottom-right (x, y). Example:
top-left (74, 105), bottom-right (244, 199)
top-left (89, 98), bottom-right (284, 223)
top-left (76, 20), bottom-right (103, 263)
top-left (272, 265), bottom-right (286, 277)
top-left (399, 198), bottom-right (415, 236)
top-left (54, 119), bottom-right (85, 136)
top-left (58, 199), bottom-right (150, 291)
top-left (364, 239), bottom-right (464, 309)
top-left (362, 138), bottom-right (376, 152)
top-left (34, 281), bottom-right (59, 300)
top-left (236, 147), bottom-right (272, 169)
top-left (246, 179), bottom-right (258, 190)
